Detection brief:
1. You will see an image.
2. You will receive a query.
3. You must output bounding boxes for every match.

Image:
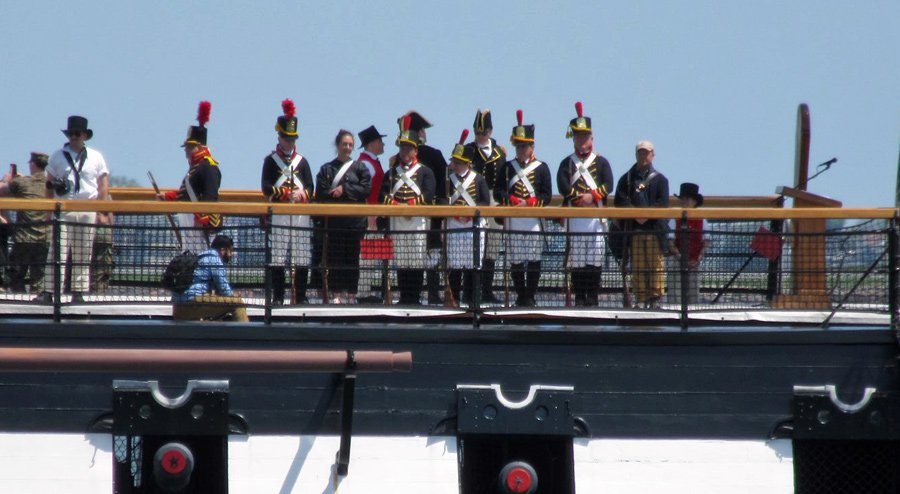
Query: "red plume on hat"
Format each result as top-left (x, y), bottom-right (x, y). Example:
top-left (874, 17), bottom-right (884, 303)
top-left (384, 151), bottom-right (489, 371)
top-left (575, 101), bottom-right (583, 117)
top-left (516, 109), bottom-right (523, 126)
top-left (196, 101), bottom-right (211, 127)
top-left (281, 99), bottom-right (296, 118)
top-left (458, 129), bottom-right (470, 145)
top-left (402, 115), bottom-right (412, 131)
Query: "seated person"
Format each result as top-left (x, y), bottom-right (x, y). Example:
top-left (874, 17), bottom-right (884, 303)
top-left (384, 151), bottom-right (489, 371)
top-left (172, 234), bottom-right (249, 322)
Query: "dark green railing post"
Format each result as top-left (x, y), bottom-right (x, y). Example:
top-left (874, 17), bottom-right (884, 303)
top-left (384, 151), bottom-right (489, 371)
top-left (52, 203), bottom-right (62, 322)
top-left (889, 215), bottom-right (899, 339)
top-left (679, 210), bottom-right (689, 330)
top-left (264, 207), bottom-right (273, 324)
top-left (471, 209), bottom-right (482, 328)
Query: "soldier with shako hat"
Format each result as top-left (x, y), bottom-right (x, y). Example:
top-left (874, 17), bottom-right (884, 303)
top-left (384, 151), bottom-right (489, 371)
top-left (557, 101), bottom-right (614, 307)
top-left (446, 130), bottom-right (492, 305)
top-left (380, 115), bottom-right (436, 305)
top-left (497, 110), bottom-right (553, 307)
top-left (157, 101), bottom-right (222, 254)
top-left (395, 111), bottom-right (447, 305)
top-left (464, 109), bottom-right (506, 304)
top-left (260, 99), bottom-right (314, 305)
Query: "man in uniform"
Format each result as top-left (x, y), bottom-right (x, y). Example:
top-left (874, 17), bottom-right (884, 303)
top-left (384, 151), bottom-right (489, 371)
top-left (614, 140), bottom-right (670, 309)
top-left (260, 99), bottom-right (314, 305)
top-left (158, 101), bottom-right (222, 254)
top-left (464, 109), bottom-right (506, 304)
top-left (40, 115), bottom-right (110, 304)
top-left (496, 110), bottom-right (552, 307)
top-left (397, 111), bottom-right (446, 305)
top-left (446, 130), bottom-right (491, 305)
top-left (0, 153), bottom-right (50, 294)
top-left (557, 102), bottom-right (614, 307)
top-left (380, 116), bottom-right (436, 305)
top-left (356, 125), bottom-right (389, 304)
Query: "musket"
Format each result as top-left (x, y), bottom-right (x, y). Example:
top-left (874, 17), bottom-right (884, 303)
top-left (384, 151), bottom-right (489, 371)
top-left (383, 162), bottom-right (394, 306)
top-left (147, 171), bottom-right (183, 250)
top-left (443, 161), bottom-right (457, 308)
top-left (621, 223), bottom-right (633, 309)
top-left (563, 216), bottom-right (572, 307)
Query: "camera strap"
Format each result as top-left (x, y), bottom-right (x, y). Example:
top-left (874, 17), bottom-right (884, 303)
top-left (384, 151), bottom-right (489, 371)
top-left (62, 148), bottom-right (87, 194)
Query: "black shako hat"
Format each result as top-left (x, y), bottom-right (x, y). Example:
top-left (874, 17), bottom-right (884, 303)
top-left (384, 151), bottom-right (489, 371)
top-left (510, 109), bottom-right (535, 144)
top-left (450, 129), bottom-right (474, 164)
top-left (397, 111), bottom-right (432, 132)
top-left (276, 99), bottom-right (299, 137)
top-left (473, 109), bottom-right (492, 134)
top-left (396, 115), bottom-right (420, 148)
top-left (183, 101), bottom-right (211, 147)
top-left (358, 125), bottom-right (387, 148)
top-left (567, 101), bottom-right (592, 137)
top-left (62, 115), bottom-right (93, 140)
top-left (676, 182), bottom-right (704, 207)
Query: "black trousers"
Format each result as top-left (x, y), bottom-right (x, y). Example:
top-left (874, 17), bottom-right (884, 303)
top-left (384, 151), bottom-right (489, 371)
top-left (571, 266), bottom-right (601, 306)
top-left (397, 269), bottom-right (424, 304)
top-left (325, 228), bottom-right (363, 293)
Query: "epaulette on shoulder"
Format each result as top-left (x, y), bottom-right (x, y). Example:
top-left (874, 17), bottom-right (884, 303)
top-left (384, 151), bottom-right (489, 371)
top-left (496, 144), bottom-right (507, 155)
top-left (388, 154), bottom-right (398, 167)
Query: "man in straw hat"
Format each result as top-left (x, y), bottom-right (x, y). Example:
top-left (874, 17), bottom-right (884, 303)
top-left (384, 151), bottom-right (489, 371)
top-left (465, 109), bottom-right (506, 304)
top-left (614, 140), bottom-right (670, 309)
top-left (157, 101), bottom-right (222, 254)
top-left (260, 99), bottom-right (314, 305)
top-left (497, 109), bottom-right (552, 307)
top-left (380, 115), bottom-right (436, 305)
top-left (38, 116), bottom-right (110, 304)
top-left (557, 102), bottom-right (614, 307)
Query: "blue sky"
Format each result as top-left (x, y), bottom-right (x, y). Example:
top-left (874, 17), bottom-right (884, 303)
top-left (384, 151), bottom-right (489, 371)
top-left (1, 1), bottom-right (897, 206)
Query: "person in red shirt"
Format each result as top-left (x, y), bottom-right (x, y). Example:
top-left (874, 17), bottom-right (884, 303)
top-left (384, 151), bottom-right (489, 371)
top-left (668, 182), bottom-right (707, 305)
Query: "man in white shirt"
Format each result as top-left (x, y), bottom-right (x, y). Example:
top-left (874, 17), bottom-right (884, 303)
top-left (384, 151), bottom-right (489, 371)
top-left (38, 116), bottom-right (109, 304)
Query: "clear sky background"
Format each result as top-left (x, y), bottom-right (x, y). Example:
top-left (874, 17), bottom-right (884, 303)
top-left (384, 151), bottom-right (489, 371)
top-left (1, 1), bottom-right (897, 206)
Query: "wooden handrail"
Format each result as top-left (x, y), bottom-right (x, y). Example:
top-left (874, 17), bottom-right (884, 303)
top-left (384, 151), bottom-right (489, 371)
top-left (110, 187), bottom-right (783, 208)
top-left (0, 198), bottom-right (895, 220)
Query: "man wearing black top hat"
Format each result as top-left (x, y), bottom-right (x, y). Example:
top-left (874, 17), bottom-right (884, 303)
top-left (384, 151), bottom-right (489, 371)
top-left (38, 115), bottom-right (110, 304)
top-left (356, 125), bottom-right (389, 304)
top-left (396, 111), bottom-right (447, 305)
top-left (464, 109), bottom-right (506, 304)
top-left (158, 101), bottom-right (222, 254)
top-left (557, 102), bottom-right (614, 307)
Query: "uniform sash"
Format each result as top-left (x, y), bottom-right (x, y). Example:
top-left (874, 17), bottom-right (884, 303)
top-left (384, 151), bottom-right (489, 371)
top-left (391, 163), bottom-right (422, 197)
top-left (272, 152), bottom-right (305, 190)
top-left (450, 172), bottom-right (477, 206)
top-left (569, 153), bottom-right (600, 193)
top-left (508, 159), bottom-right (541, 197)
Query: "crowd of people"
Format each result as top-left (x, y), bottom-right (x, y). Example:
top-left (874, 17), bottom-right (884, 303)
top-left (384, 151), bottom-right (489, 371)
top-left (0, 101), bottom-right (711, 317)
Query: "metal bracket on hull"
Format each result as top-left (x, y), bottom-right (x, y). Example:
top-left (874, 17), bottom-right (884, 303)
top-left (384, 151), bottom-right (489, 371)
top-left (334, 350), bottom-right (357, 477)
top-left (792, 384), bottom-right (900, 440)
top-left (456, 383), bottom-right (575, 436)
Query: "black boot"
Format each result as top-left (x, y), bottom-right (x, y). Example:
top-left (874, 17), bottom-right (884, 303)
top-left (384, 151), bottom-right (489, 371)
top-left (586, 266), bottom-right (601, 307)
top-left (511, 263), bottom-right (527, 306)
top-left (293, 267), bottom-right (309, 304)
top-left (426, 270), bottom-right (441, 305)
top-left (481, 259), bottom-right (501, 303)
top-left (271, 267), bottom-right (285, 306)
top-left (525, 261), bottom-right (541, 307)
top-left (449, 270), bottom-right (463, 305)
top-left (461, 271), bottom-right (474, 305)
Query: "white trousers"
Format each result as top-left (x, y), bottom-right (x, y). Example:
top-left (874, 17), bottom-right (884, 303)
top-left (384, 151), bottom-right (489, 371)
top-left (45, 211), bottom-right (97, 293)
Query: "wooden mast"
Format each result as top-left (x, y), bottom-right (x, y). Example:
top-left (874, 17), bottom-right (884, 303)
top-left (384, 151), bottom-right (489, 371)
top-left (772, 104), bottom-right (841, 310)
